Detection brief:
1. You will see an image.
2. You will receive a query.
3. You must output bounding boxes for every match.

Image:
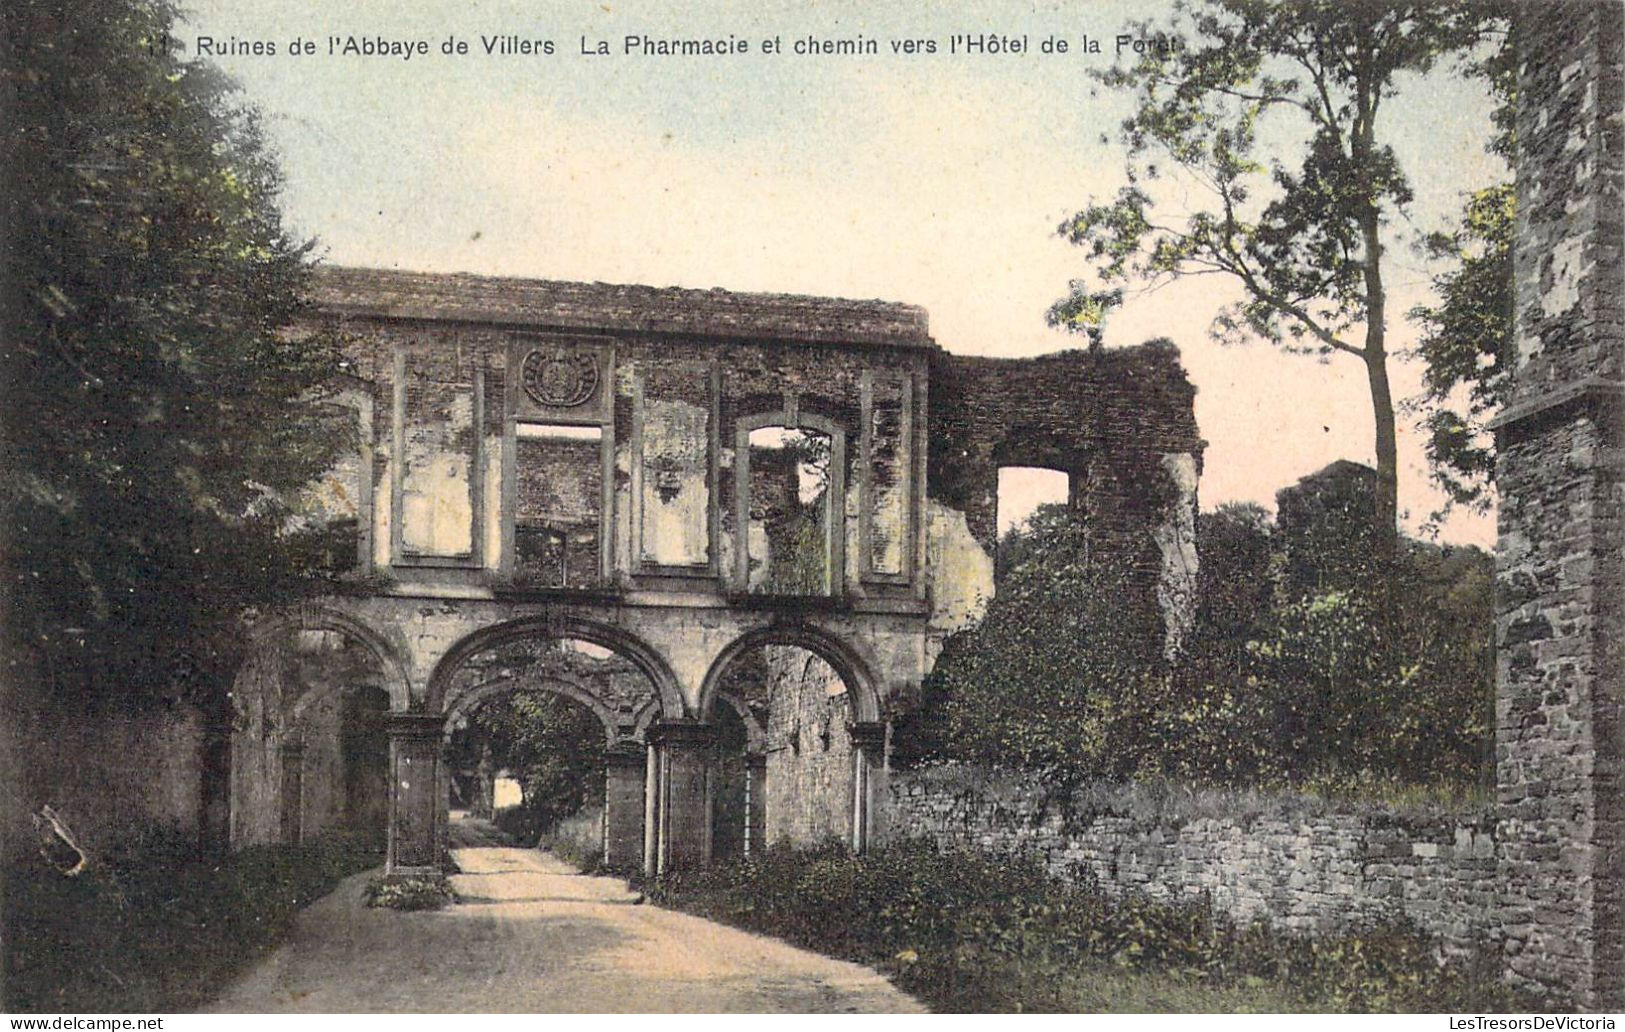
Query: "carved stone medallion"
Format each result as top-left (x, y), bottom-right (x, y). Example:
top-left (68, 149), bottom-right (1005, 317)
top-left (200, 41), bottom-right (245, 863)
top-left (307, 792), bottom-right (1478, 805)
top-left (520, 349), bottom-right (598, 408)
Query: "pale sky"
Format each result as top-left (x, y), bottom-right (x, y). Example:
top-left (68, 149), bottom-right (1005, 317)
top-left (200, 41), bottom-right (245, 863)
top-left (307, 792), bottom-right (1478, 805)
top-left (181, 0), bottom-right (1507, 546)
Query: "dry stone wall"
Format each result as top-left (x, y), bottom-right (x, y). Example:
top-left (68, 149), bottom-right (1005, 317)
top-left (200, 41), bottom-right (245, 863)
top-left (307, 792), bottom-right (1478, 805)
top-left (888, 765), bottom-right (1499, 957)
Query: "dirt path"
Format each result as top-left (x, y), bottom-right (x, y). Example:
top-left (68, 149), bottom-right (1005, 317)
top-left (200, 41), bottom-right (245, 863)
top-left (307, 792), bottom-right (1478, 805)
top-left (205, 823), bottom-right (922, 1013)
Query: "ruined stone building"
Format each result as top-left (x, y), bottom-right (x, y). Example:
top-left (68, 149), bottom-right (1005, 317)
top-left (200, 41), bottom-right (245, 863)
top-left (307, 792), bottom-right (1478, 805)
top-left (1492, 0), bottom-right (1623, 1006)
top-left (223, 266), bottom-right (1203, 875)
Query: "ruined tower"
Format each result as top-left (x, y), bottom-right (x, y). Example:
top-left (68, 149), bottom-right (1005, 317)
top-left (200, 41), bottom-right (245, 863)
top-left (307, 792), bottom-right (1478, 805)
top-left (1494, 0), bottom-right (1624, 1007)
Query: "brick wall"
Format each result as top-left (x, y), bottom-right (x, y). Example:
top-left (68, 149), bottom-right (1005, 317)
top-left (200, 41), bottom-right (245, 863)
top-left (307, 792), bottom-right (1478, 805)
top-left (888, 765), bottom-right (1499, 957)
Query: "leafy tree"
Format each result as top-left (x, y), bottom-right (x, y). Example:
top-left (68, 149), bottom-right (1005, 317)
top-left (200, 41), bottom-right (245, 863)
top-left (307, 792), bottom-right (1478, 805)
top-left (3, 0), bottom-right (342, 707)
top-left (898, 497), bottom-right (1494, 790)
top-left (1406, 19), bottom-right (1514, 523)
top-left (899, 506), bottom-right (1168, 787)
top-left (1408, 184), bottom-right (1514, 519)
top-left (454, 690), bottom-right (605, 832)
top-left (1050, 0), bottom-right (1508, 549)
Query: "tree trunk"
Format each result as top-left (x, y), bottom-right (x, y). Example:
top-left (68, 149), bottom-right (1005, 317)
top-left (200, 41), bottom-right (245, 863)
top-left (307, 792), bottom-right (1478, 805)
top-left (1365, 346), bottom-right (1400, 556)
top-left (1360, 201), bottom-right (1400, 559)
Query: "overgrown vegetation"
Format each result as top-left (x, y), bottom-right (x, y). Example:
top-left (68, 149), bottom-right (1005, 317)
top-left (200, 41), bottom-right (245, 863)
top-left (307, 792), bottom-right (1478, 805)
top-left (4, 0), bottom-right (351, 710)
top-left (646, 839), bottom-right (1548, 1013)
top-left (1409, 183), bottom-right (1516, 520)
top-left (451, 687), bottom-right (606, 842)
top-left (897, 499), bottom-right (1494, 794)
top-left (2, 831), bottom-right (382, 1012)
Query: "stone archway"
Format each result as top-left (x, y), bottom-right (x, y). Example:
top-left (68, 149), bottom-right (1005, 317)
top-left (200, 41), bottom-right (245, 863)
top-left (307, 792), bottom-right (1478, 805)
top-left (227, 610), bottom-right (409, 850)
top-left (426, 615), bottom-right (685, 717)
top-left (445, 669), bottom-right (653, 871)
top-left (699, 624), bottom-right (887, 854)
top-left (387, 622), bottom-right (680, 874)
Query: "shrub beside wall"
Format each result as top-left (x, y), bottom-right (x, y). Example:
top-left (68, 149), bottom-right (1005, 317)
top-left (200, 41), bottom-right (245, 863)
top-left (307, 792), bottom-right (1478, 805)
top-left (539, 806), bottom-right (605, 871)
top-left (886, 763), bottom-right (1499, 957)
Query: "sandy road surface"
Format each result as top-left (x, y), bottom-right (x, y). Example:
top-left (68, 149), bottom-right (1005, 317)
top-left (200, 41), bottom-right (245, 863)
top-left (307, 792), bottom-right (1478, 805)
top-left (205, 822), bottom-right (922, 1013)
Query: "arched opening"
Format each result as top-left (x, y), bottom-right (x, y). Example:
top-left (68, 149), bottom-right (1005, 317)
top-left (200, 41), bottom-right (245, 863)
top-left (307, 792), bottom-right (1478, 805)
top-left (708, 692), bottom-right (767, 863)
top-left (996, 466), bottom-right (1071, 576)
top-left (446, 686), bottom-right (608, 853)
top-left (228, 621), bottom-right (402, 850)
top-left (438, 634), bottom-right (662, 870)
top-left (704, 635), bottom-right (874, 852)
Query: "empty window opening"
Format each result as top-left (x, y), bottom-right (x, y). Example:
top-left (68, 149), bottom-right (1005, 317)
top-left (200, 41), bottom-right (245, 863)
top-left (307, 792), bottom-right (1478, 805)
top-left (515, 423), bottom-right (603, 587)
top-left (746, 426), bottom-right (833, 595)
top-left (996, 467), bottom-right (1071, 575)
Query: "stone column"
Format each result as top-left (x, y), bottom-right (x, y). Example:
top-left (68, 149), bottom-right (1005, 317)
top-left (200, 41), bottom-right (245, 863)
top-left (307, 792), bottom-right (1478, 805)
top-left (386, 713), bottom-right (444, 874)
top-left (1495, 0), bottom-right (1624, 1008)
top-left (278, 739), bottom-right (304, 846)
top-left (643, 741), bottom-right (660, 876)
top-left (849, 721), bottom-right (887, 852)
top-left (475, 744), bottom-right (495, 820)
top-left (603, 745), bottom-right (647, 871)
top-left (650, 721), bottom-right (717, 873)
top-left (198, 720), bottom-right (233, 855)
top-left (744, 753), bottom-right (767, 858)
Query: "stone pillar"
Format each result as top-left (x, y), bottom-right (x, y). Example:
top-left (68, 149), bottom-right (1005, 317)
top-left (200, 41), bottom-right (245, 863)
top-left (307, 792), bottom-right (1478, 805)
top-left (603, 745), bottom-right (647, 871)
top-left (849, 721), bottom-right (887, 852)
top-left (1495, 0), bottom-right (1624, 1008)
top-left (475, 745), bottom-right (495, 820)
top-left (198, 720), bottom-right (233, 855)
top-left (744, 754), bottom-right (767, 857)
top-left (278, 740), bottom-right (304, 846)
top-left (643, 741), bottom-right (660, 876)
top-left (386, 713), bottom-right (444, 874)
top-left (650, 722), bottom-right (716, 873)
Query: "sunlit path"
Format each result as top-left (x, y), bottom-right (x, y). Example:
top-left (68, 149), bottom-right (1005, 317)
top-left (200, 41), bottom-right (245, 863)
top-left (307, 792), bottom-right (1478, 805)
top-left (205, 825), bottom-right (922, 1013)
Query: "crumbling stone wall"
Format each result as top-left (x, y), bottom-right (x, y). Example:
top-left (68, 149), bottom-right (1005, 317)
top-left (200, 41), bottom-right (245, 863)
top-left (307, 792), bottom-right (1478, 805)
top-left (0, 683), bottom-right (208, 862)
top-left (1494, 0), bottom-right (1625, 1008)
top-left (890, 765), bottom-right (1499, 957)
top-left (928, 343), bottom-right (1204, 656)
top-left (212, 268), bottom-right (1205, 873)
top-left (228, 626), bottom-right (392, 848)
top-left (762, 646), bottom-right (855, 847)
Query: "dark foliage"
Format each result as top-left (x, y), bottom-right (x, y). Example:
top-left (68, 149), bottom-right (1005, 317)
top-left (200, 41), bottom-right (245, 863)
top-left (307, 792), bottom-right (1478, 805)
top-left (1275, 462), bottom-right (1385, 596)
top-left (451, 688), bottom-right (606, 836)
top-left (646, 839), bottom-right (1547, 1013)
top-left (3, 830), bottom-right (382, 1012)
top-left (1408, 184), bottom-right (1515, 518)
top-left (897, 501), bottom-right (1494, 791)
top-left (892, 505), bottom-right (1166, 787)
top-left (3, 0), bottom-right (346, 710)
